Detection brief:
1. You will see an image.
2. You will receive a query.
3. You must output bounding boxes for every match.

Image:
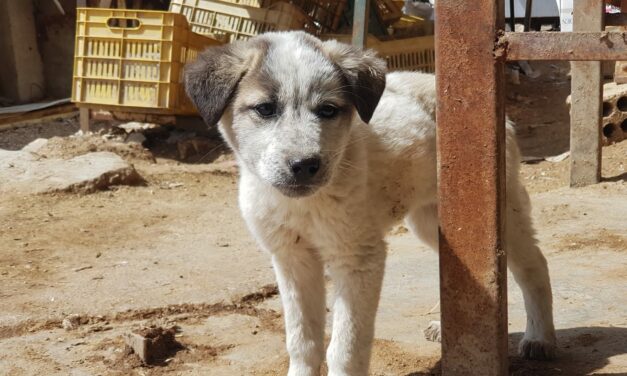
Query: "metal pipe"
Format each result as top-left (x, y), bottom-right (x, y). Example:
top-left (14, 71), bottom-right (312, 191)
top-left (509, 0), bottom-right (515, 31)
top-left (524, 0), bottom-right (533, 31)
top-left (351, 0), bottom-right (369, 49)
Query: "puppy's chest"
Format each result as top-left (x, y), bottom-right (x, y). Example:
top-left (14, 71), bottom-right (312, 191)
top-left (280, 195), bottom-right (368, 250)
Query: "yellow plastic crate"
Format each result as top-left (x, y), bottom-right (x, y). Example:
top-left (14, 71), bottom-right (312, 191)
top-left (72, 8), bottom-right (221, 114)
top-left (169, 0), bottom-right (317, 42)
top-left (322, 34), bottom-right (435, 73)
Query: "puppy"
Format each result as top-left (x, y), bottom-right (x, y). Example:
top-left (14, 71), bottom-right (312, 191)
top-left (185, 31), bottom-right (556, 376)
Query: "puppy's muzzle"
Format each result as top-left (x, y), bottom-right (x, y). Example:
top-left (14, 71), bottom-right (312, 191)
top-left (288, 156), bottom-right (321, 185)
top-left (272, 155), bottom-right (325, 197)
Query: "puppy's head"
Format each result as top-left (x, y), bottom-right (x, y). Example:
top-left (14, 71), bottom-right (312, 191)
top-left (185, 31), bottom-right (386, 197)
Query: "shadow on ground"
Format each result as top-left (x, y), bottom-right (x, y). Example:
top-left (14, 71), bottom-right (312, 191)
top-left (603, 172), bottom-right (627, 183)
top-left (405, 326), bottom-right (627, 376)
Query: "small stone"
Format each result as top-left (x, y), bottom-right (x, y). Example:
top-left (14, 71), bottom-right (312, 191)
top-left (117, 122), bottom-right (160, 133)
top-left (22, 138), bottom-right (49, 153)
top-left (165, 182), bottom-right (184, 189)
top-left (62, 314), bottom-right (81, 331)
top-left (125, 132), bottom-right (147, 145)
top-left (124, 326), bottom-right (180, 364)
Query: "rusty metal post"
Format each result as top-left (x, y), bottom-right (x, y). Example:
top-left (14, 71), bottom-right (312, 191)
top-left (435, 0), bottom-right (508, 374)
top-left (351, 0), bottom-right (369, 48)
top-left (570, 0), bottom-right (603, 187)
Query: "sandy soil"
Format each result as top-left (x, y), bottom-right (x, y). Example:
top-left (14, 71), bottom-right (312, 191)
top-left (0, 62), bottom-right (625, 375)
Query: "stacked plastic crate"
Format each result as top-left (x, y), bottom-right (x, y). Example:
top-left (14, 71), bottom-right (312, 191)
top-left (72, 8), bottom-right (221, 114)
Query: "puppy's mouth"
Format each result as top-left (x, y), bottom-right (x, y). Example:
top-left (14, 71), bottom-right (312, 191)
top-left (273, 183), bottom-right (320, 198)
top-left (266, 164), bottom-right (330, 198)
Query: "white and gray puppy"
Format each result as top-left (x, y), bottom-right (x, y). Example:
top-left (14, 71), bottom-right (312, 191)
top-left (185, 31), bottom-right (556, 376)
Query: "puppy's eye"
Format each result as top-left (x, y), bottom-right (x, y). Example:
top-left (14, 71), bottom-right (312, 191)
top-left (315, 104), bottom-right (339, 119)
top-left (254, 103), bottom-right (277, 118)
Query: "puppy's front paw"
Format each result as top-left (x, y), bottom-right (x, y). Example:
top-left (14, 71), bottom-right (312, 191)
top-left (518, 338), bottom-right (556, 360)
top-left (423, 321), bottom-right (441, 343)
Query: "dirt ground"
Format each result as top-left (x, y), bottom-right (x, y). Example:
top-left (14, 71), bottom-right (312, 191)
top-left (0, 62), bottom-right (626, 375)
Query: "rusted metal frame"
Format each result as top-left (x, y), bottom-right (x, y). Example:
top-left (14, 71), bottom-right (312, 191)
top-left (500, 31), bottom-right (627, 61)
top-left (351, 0), bottom-right (369, 48)
top-left (570, 0), bottom-right (604, 187)
top-left (435, 0), bottom-right (508, 374)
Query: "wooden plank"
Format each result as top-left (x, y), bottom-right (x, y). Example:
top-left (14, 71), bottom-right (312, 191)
top-left (0, 104), bottom-right (78, 131)
top-left (90, 109), bottom-right (176, 124)
top-left (435, 0), bottom-right (508, 374)
top-left (0, 104), bottom-right (77, 126)
top-left (570, 0), bottom-right (603, 187)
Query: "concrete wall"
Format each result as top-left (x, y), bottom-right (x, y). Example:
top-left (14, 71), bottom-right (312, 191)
top-left (0, 0), bottom-right (45, 103)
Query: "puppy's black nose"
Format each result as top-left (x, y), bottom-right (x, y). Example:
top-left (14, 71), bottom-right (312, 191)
top-left (289, 157), bottom-right (321, 184)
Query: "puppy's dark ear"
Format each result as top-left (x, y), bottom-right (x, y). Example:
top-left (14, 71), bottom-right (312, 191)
top-left (321, 40), bottom-right (387, 123)
top-left (184, 41), bottom-right (261, 126)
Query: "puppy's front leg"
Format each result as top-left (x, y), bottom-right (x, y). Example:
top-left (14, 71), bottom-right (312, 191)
top-left (272, 246), bottom-right (326, 376)
top-left (326, 244), bottom-right (386, 376)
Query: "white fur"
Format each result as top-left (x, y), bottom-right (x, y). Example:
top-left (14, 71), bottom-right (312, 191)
top-left (216, 35), bottom-right (556, 375)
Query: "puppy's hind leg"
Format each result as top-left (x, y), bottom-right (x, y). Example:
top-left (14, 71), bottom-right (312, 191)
top-left (506, 179), bottom-right (556, 360)
top-left (272, 244), bottom-right (326, 376)
top-left (406, 203), bottom-right (442, 343)
top-left (405, 203), bottom-right (439, 251)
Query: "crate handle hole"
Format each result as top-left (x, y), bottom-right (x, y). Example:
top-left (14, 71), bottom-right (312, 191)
top-left (107, 18), bottom-right (141, 29)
